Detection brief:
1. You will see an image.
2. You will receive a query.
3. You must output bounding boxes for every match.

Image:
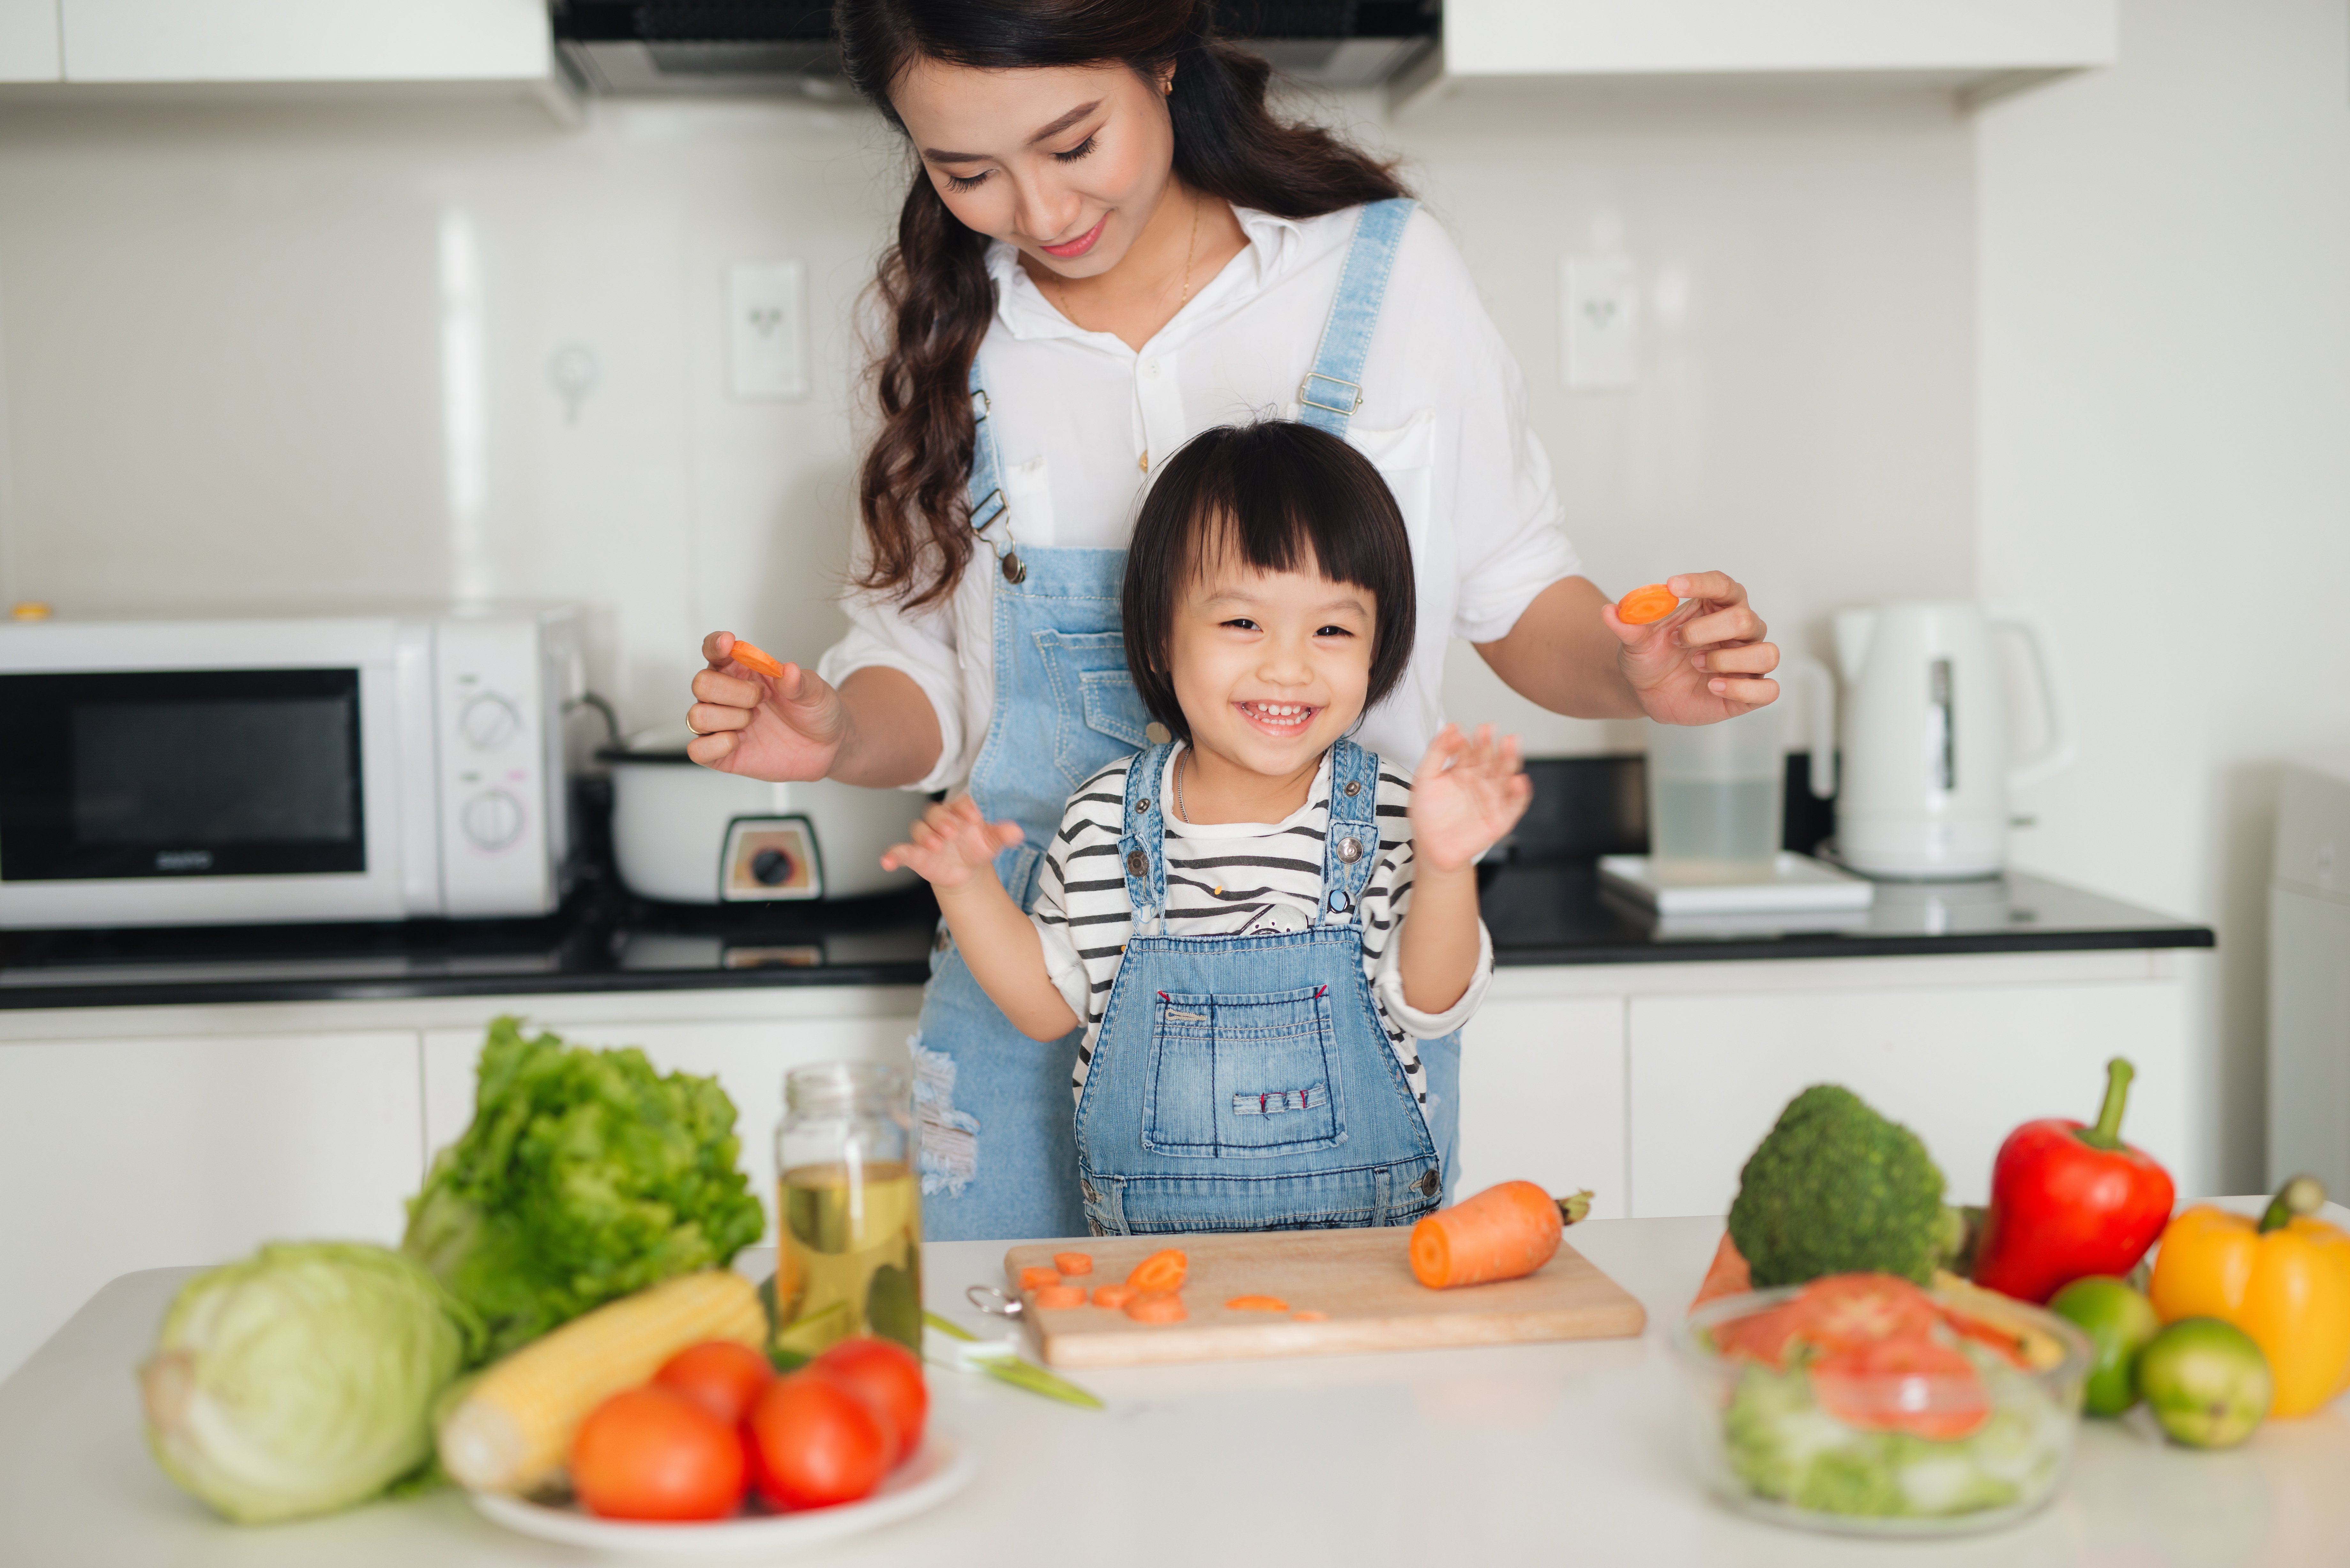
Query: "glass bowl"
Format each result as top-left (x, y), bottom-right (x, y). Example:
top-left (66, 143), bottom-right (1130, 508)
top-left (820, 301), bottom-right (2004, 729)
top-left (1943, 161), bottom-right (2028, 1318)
top-left (1673, 1276), bottom-right (2094, 1536)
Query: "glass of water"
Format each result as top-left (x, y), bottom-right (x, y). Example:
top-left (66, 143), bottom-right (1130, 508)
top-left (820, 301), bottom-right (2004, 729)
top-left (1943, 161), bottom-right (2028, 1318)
top-left (1645, 705), bottom-right (1785, 874)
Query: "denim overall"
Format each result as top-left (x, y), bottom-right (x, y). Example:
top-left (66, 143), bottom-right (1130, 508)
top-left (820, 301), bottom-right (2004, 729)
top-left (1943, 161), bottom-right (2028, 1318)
top-left (1073, 737), bottom-right (1444, 1234)
top-left (913, 198), bottom-right (1461, 1241)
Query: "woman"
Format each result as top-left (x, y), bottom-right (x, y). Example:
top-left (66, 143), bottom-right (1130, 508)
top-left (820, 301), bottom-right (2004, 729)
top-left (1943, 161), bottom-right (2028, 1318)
top-left (686, 0), bottom-right (1780, 1242)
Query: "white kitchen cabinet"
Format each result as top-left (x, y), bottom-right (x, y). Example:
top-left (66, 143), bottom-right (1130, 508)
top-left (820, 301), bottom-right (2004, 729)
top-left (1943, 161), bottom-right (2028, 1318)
top-left (58, 0), bottom-right (550, 83)
top-left (1457, 988), bottom-right (1627, 1218)
top-left (0, 0), bottom-right (61, 82)
top-left (1435, 0), bottom-right (2114, 98)
top-left (422, 1008), bottom-right (921, 1245)
top-left (0, 1028), bottom-right (424, 1384)
top-left (1625, 978), bottom-right (2188, 1218)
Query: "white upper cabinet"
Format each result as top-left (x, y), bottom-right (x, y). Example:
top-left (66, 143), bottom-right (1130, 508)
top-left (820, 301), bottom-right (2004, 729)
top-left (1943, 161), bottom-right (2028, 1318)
top-left (1442, 0), bottom-right (2116, 82)
top-left (0, 0), bottom-right (62, 82)
top-left (58, 0), bottom-right (551, 84)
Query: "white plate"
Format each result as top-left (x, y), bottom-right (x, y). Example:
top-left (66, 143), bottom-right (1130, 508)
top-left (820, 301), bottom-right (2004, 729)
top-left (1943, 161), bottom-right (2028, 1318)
top-left (470, 1436), bottom-right (974, 1555)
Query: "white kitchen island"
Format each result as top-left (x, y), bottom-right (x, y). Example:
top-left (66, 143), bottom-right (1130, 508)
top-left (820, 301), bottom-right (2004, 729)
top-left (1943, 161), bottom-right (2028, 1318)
top-left (5, 1213), bottom-right (2343, 1568)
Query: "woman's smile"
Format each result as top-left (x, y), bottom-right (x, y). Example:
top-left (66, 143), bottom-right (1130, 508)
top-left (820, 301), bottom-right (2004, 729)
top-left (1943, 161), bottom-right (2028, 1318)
top-left (1039, 215), bottom-right (1108, 259)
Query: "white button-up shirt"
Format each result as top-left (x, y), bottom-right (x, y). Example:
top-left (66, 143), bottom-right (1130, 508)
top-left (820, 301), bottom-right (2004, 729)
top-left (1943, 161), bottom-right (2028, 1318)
top-left (817, 203), bottom-right (1581, 793)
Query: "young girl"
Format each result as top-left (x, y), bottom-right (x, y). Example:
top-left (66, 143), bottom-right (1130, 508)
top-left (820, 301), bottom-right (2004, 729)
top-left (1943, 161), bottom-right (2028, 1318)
top-left (882, 423), bottom-right (1530, 1233)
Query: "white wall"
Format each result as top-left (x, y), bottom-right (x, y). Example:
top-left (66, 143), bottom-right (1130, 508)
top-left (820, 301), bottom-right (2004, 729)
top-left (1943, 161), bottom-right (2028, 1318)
top-left (1975, 0), bottom-right (2350, 1189)
top-left (0, 84), bottom-right (1975, 751)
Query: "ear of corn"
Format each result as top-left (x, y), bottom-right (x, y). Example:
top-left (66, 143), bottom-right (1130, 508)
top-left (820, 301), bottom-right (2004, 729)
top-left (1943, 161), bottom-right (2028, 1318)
top-left (437, 1270), bottom-right (765, 1493)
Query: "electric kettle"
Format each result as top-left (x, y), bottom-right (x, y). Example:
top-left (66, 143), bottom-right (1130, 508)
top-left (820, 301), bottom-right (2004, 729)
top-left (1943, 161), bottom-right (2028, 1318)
top-left (1828, 602), bottom-right (2080, 879)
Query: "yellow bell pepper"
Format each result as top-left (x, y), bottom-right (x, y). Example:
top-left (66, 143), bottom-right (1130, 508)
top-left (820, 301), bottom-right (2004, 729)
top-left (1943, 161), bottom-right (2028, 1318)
top-left (2149, 1175), bottom-right (2350, 1418)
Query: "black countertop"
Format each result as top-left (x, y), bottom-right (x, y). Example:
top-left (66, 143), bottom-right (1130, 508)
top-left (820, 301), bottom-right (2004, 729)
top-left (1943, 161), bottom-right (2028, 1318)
top-left (0, 863), bottom-right (2211, 1011)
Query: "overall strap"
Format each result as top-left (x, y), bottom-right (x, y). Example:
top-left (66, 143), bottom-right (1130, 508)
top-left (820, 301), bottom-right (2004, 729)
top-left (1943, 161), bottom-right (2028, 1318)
top-left (1117, 743), bottom-right (1175, 936)
top-left (1317, 739), bottom-right (1383, 926)
top-left (964, 354), bottom-right (1020, 573)
top-left (1297, 197), bottom-right (1417, 439)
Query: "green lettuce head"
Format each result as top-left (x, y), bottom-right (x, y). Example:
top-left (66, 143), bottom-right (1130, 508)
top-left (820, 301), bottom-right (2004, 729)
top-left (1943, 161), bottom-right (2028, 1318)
top-left (139, 1242), bottom-right (477, 1524)
top-left (401, 1017), bottom-right (766, 1359)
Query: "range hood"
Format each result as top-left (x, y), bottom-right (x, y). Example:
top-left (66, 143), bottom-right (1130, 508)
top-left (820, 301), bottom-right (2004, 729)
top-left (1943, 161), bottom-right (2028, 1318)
top-left (551, 3), bottom-right (1439, 97)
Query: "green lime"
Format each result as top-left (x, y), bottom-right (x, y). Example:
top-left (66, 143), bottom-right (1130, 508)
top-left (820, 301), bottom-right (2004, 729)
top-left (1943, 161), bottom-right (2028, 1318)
top-left (2136, 1318), bottom-right (2272, 1449)
top-left (2049, 1275), bottom-right (2161, 1417)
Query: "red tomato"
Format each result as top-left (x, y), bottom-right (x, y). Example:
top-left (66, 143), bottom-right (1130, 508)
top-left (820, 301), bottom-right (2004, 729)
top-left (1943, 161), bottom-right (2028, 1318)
top-left (570, 1386), bottom-right (746, 1521)
top-left (746, 1371), bottom-right (892, 1510)
top-left (1810, 1337), bottom-right (1992, 1441)
top-left (654, 1339), bottom-right (774, 1426)
top-left (1785, 1274), bottom-right (1941, 1351)
top-left (809, 1337), bottom-right (928, 1462)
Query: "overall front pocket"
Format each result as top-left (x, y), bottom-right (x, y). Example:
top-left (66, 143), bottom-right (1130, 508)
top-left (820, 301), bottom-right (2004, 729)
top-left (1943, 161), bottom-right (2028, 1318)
top-left (1141, 985), bottom-right (1345, 1157)
top-left (1033, 629), bottom-right (1153, 790)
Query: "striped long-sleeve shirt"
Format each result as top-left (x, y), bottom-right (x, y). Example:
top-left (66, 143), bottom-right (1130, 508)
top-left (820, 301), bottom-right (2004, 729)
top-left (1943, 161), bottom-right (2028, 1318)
top-left (1030, 745), bottom-right (1492, 1132)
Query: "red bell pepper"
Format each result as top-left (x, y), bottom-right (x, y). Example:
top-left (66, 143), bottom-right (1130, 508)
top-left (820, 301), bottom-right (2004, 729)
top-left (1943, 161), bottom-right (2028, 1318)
top-left (1971, 1057), bottom-right (2176, 1304)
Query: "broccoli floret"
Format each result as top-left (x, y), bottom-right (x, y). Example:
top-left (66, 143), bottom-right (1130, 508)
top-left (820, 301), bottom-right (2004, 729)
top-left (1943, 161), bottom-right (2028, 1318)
top-left (1728, 1084), bottom-right (1946, 1288)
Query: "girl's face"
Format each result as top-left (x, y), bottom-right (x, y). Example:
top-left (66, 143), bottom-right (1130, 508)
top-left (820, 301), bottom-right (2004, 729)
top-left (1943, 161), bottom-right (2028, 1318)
top-left (1168, 550), bottom-right (1376, 783)
top-left (889, 58), bottom-right (1179, 278)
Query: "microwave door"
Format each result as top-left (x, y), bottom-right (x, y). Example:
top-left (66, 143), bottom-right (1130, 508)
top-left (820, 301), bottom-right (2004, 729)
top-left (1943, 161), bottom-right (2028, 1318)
top-left (0, 667), bottom-right (369, 893)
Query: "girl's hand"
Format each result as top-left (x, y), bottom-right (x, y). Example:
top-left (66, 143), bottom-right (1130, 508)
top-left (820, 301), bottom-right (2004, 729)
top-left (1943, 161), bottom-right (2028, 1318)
top-left (1602, 572), bottom-right (1780, 725)
top-left (880, 797), bottom-right (1024, 891)
top-left (1409, 724), bottom-right (1534, 875)
top-left (686, 632), bottom-right (846, 780)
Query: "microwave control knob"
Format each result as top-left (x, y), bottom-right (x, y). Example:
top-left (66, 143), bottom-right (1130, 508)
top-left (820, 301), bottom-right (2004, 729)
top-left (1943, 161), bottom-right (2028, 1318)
top-left (459, 693), bottom-right (522, 751)
top-left (461, 789), bottom-right (525, 851)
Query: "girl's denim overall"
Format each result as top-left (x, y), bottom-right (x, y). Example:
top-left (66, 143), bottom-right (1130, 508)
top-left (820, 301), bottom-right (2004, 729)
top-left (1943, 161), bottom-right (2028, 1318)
top-left (912, 198), bottom-right (1461, 1241)
top-left (1073, 737), bottom-right (1444, 1234)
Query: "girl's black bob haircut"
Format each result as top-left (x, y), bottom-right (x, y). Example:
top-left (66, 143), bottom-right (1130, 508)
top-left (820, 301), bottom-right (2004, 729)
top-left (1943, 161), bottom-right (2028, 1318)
top-left (1122, 422), bottom-right (1415, 745)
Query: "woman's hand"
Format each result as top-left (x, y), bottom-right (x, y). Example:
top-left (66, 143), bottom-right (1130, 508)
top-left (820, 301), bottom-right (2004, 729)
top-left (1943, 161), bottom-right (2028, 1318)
top-left (1408, 724), bottom-right (1534, 875)
top-left (1602, 571), bottom-right (1779, 725)
top-left (880, 797), bottom-right (1024, 892)
top-left (686, 632), bottom-right (851, 780)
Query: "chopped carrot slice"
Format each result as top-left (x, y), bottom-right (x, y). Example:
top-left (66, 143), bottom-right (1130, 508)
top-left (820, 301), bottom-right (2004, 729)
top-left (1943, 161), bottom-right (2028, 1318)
top-left (1292, 1310), bottom-right (1330, 1323)
top-left (1224, 1295), bottom-right (1290, 1312)
top-left (1018, 1265), bottom-right (1061, 1291)
top-left (1125, 1290), bottom-right (1187, 1324)
top-left (1615, 584), bottom-right (1679, 626)
top-left (1126, 1249), bottom-right (1187, 1293)
top-left (1091, 1283), bottom-right (1137, 1309)
top-left (1032, 1284), bottom-right (1088, 1309)
top-left (727, 638), bottom-right (785, 678)
top-left (1053, 1252), bottom-right (1095, 1276)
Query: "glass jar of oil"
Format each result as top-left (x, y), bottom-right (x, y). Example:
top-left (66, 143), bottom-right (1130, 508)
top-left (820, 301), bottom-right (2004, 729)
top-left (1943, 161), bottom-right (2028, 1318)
top-left (773, 1061), bottom-right (921, 1360)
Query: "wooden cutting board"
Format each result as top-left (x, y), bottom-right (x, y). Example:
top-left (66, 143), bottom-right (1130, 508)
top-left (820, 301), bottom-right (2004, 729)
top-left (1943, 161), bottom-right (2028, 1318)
top-left (1002, 1228), bottom-right (1647, 1368)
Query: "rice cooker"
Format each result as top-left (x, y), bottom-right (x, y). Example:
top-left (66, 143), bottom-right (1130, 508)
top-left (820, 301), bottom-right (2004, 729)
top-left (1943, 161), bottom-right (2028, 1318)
top-left (603, 728), bottom-right (921, 905)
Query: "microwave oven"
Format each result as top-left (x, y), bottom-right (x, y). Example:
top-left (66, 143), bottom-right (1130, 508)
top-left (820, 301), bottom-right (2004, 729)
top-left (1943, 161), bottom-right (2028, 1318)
top-left (0, 607), bottom-right (580, 929)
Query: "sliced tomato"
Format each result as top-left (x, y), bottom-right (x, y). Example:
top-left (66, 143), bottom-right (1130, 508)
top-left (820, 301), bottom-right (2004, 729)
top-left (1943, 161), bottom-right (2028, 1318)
top-left (1711, 1302), bottom-right (1809, 1369)
top-left (1810, 1337), bottom-right (1992, 1440)
top-left (1785, 1274), bottom-right (1941, 1350)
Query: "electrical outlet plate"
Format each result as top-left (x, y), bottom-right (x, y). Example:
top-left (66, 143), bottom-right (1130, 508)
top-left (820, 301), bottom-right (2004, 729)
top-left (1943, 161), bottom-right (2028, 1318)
top-left (728, 261), bottom-right (807, 400)
top-left (1562, 256), bottom-right (1639, 390)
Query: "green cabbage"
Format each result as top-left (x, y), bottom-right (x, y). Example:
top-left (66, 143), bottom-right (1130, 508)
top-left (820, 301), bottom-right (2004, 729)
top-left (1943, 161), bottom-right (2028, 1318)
top-left (139, 1242), bottom-right (477, 1524)
top-left (400, 1016), bottom-right (766, 1360)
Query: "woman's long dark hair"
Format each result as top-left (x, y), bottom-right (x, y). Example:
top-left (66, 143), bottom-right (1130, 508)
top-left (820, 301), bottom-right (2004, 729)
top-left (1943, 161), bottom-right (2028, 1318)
top-left (838, 0), bottom-right (1409, 610)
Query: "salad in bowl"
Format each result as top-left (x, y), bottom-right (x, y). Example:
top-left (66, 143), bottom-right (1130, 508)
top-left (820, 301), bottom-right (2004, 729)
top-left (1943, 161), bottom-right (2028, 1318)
top-left (1675, 1273), bottom-right (2093, 1534)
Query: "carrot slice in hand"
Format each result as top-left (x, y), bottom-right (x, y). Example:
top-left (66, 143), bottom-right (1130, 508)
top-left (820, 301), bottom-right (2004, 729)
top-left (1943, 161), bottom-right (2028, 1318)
top-left (1126, 1249), bottom-right (1187, 1293)
top-left (1224, 1295), bottom-right (1290, 1312)
top-left (727, 638), bottom-right (785, 678)
top-left (1053, 1252), bottom-right (1094, 1277)
top-left (1615, 584), bottom-right (1680, 626)
top-left (1410, 1180), bottom-right (1565, 1290)
top-left (1091, 1283), bottom-right (1136, 1309)
top-left (1125, 1291), bottom-right (1187, 1324)
top-left (1018, 1266), bottom-right (1061, 1292)
top-left (1032, 1284), bottom-right (1088, 1309)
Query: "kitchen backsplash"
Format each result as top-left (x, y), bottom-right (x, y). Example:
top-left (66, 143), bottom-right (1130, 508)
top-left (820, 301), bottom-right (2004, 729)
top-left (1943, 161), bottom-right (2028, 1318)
top-left (0, 82), bottom-right (1972, 747)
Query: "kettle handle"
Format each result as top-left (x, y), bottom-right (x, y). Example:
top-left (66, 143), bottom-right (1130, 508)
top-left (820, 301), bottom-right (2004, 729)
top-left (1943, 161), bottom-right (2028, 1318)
top-left (1989, 605), bottom-right (2081, 793)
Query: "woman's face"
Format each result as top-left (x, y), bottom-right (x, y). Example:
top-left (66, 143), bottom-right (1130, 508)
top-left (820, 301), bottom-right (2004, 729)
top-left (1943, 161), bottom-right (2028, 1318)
top-left (889, 58), bottom-right (1179, 278)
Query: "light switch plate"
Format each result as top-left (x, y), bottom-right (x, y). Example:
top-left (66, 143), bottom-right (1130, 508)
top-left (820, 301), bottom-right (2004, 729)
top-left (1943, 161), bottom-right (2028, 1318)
top-left (1563, 255), bottom-right (1639, 390)
top-left (728, 261), bottom-right (807, 400)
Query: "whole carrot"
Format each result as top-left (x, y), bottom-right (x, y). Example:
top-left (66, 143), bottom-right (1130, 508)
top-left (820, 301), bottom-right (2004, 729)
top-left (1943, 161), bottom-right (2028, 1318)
top-left (1410, 1180), bottom-right (1564, 1289)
